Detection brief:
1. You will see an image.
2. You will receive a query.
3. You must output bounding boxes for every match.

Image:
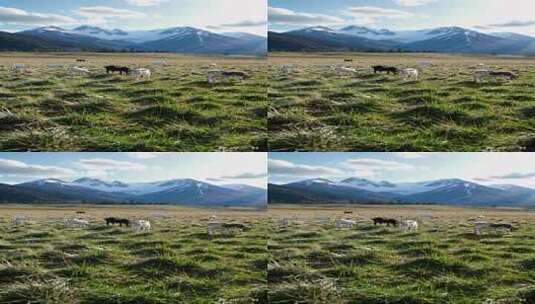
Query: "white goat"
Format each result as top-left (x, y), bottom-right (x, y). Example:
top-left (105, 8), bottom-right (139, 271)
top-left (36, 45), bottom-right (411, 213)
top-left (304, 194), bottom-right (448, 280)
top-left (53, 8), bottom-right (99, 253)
top-left (131, 68), bottom-right (152, 80)
top-left (69, 66), bottom-right (90, 76)
top-left (400, 220), bottom-right (418, 232)
top-left (399, 68), bottom-right (419, 80)
top-left (335, 219), bottom-right (356, 228)
top-left (132, 220), bottom-right (152, 232)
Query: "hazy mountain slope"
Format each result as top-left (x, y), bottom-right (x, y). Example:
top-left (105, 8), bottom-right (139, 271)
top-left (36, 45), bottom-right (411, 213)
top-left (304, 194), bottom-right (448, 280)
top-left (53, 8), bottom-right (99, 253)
top-left (269, 178), bottom-right (535, 206)
top-left (0, 31), bottom-right (64, 51)
top-left (272, 25), bottom-right (535, 55)
top-left (1, 178), bottom-right (266, 206)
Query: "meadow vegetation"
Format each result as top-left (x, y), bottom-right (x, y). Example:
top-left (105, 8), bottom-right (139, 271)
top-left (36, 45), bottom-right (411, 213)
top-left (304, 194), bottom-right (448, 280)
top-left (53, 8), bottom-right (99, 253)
top-left (0, 53), bottom-right (267, 152)
top-left (0, 205), bottom-right (267, 304)
top-left (268, 205), bottom-right (535, 303)
top-left (269, 53), bottom-right (535, 151)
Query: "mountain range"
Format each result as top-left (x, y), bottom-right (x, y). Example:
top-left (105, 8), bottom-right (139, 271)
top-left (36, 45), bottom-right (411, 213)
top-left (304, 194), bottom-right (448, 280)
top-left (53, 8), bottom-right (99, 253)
top-left (0, 178), bottom-right (266, 207)
top-left (0, 26), bottom-right (267, 55)
top-left (268, 178), bottom-right (535, 206)
top-left (269, 26), bottom-right (535, 55)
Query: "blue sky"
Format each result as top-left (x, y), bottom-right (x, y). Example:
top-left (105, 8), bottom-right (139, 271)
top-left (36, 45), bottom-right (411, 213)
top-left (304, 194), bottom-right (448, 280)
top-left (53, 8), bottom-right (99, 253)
top-left (269, 0), bottom-right (535, 35)
top-left (0, 0), bottom-right (267, 35)
top-left (269, 153), bottom-right (535, 188)
top-left (0, 153), bottom-right (267, 188)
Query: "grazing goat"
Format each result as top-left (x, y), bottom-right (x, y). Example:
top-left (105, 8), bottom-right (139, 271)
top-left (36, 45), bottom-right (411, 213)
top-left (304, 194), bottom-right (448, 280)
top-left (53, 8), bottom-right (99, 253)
top-left (280, 218), bottom-right (292, 226)
top-left (105, 65), bottom-right (129, 75)
top-left (400, 220), bottom-right (418, 231)
top-left (66, 218), bottom-right (89, 227)
top-left (12, 216), bottom-right (26, 226)
top-left (105, 217), bottom-right (130, 227)
top-left (11, 64), bottom-right (26, 74)
top-left (206, 70), bottom-right (248, 83)
top-left (207, 222), bottom-right (246, 235)
top-left (474, 222), bottom-right (514, 235)
top-left (474, 70), bottom-right (517, 83)
top-left (399, 68), bottom-right (419, 80)
top-left (132, 220), bottom-right (151, 232)
top-left (372, 217), bottom-right (398, 227)
top-left (281, 65), bottom-right (294, 74)
top-left (373, 65), bottom-right (398, 75)
top-left (131, 68), bottom-right (152, 80)
top-left (335, 219), bottom-right (356, 228)
top-left (69, 66), bottom-right (90, 76)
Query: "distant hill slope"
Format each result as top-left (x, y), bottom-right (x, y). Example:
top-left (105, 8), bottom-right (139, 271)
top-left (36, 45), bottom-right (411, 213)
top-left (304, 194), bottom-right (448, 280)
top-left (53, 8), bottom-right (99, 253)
top-left (0, 26), bottom-right (266, 55)
top-left (0, 32), bottom-right (66, 51)
top-left (270, 26), bottom-right (535, 55)
top-left (269, 28), bottom-right (396, 52)
top-left (269, 178), bottom-right (535, 206)
top-left (0, 178), bottom-right (267, 207)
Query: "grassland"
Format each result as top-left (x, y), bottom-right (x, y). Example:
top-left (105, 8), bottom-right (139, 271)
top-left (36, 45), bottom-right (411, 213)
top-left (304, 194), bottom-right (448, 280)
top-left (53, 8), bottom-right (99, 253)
top-left (0, 204), bottom-right (267, 304)
top-left (269, 52), bottom-right (535, 151)
top-left (268, 205), bottom-right (535, 303)
top-left (0, 52), bottom-right (267, 151)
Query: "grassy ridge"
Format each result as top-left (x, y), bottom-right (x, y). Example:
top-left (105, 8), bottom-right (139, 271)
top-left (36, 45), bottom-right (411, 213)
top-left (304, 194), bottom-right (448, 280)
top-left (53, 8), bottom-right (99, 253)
top-left (268, 52), bottom-right (535, 151)
top-left (0, 53), bottom-right (267, 151)
top-left (268, 205), bottom-right (535, 303)
top-left (0, 205), bottom-right (267, 304)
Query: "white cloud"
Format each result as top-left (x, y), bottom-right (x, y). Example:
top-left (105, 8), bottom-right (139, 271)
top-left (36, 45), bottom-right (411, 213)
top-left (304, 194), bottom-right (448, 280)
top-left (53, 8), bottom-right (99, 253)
top-left (346, 6), bottom-right (413, 19)
top-left (221, 172), bottom-right (267, 179)
top-left (393, 152), bottom-right (431, 159)
top-left (124, 0), bottom-right (168, 6)
top-left (392, 0), bottom-right (437, 7)
top-left (0, 159), bottom-right (75, 177)
top-left (345, 158), bottom-right (421, 177)
top-left (77, 159), bottom-right (147, 175)
top-left (74, 6), bottom-right (145, 24)
top-left (0, 7), bottom-right (76, 25)
top-left (126, 152), bottom-right (164, 159)
top-left (268, 6), bottom-right (344, 25)
top-left (490, 172), bottom-right (535, 180)
top-left (220, 20), bottom-right (267, 28)
top-left (489, 20), bottom-right (535, 27)
top-left (269, 159), bottom-right (343, 176)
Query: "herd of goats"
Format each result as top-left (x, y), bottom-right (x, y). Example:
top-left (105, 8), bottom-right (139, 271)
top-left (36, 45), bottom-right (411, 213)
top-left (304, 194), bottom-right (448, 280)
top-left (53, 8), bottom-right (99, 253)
top-left (281, 60), bottom-right (519, 83)
top-left (8, 211), bottom-right (517, 236)
top-left (9, 214), bottom-right (250, 236)
top-left (279, 214), bottom-right (516, 236)
top-left (8, 59), bottom-right (249, 83)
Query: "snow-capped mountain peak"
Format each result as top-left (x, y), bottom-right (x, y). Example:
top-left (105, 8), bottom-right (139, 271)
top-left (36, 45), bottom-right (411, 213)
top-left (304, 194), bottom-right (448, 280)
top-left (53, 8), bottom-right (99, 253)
top-left (340, 26), bottom-right (396, 37)
top-left (33, 26), bottom-right (67, 33)
top-left (73, 26), bottom-right (128, 37)
top-left (294, 178), bottom-right (336, 186)
top-left (341, 178), bottom-right (396, 188)
top-left (33, 178), bottom-right (69, 185)
top-left (300, 26), bottom-right (337, 33)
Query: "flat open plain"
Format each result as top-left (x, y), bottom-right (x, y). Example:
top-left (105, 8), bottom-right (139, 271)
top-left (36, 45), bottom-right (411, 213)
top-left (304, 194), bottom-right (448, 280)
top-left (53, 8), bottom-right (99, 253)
top-left (0, 52), bottom-right (267, 152)
top-left (0, 204), bottom-right (267, 303)
top-left (268, 204), bottom-right (535, 303)
top-left (269, 52), bottom-right (535, 152)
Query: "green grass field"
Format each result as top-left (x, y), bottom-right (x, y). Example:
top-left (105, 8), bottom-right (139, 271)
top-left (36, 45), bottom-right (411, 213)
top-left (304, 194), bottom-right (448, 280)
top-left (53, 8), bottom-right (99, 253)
top-left (0, 205), bottom-right (267, 304)
top-left (0, 53), bottom-right (267, 152)
top-left (268, 205), bottom-right (535, 304)
top-left (268, 53), bottom-right (535, 152)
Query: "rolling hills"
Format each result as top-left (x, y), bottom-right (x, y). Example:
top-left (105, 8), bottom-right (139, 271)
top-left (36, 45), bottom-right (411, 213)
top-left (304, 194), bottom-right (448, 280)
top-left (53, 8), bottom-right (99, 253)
top-left (0, 25), bottom-right (267, 55)
top-left (269, 26), bottom-right (535, 55)
top-left (0, 178), bottom-right (267, 207)
top-left (268, 178), bottom-right (535, 206)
